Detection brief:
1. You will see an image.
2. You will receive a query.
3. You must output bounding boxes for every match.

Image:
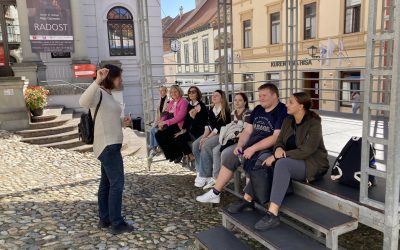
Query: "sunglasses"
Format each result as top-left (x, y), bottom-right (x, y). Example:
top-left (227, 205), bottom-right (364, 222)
top-left (188, 90), bottom-right (197, 94)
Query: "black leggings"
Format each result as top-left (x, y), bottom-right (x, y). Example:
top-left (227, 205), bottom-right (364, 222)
top-left (155, 124), bottom-right (181, 160)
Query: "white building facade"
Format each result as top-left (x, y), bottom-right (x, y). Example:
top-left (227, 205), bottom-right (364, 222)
top-left (12, 0), bottom-right (163, 118)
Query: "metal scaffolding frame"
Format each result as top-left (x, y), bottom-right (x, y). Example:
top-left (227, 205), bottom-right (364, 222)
top-left (361, 0), bottom-right (400, 249)
top-left (137, 0), bottom-right (400, 248)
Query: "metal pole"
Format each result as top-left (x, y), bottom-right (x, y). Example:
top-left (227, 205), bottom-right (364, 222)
top-left (360, 0), bottom-right (378, 206)
top-left (223, 0), bottom-right (229, 95)
top-left (285, 0), bottom-right (289, 100)
top-left (383, 0), bottom-right (400, 247)
top-left (217, 0), bottom-right (222, 89)
top-left (294, 0), bottom-right (299, 92)
top-left (137, 0), bottom-right (152, 170)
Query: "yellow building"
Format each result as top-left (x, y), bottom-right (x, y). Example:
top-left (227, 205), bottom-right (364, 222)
top-left (232, 0), bottom-right (386, 113)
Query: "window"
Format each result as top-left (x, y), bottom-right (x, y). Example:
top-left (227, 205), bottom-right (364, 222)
top-left (184, 43), bottom-right (190, 72)
top-left (243, 20), bottom-right (252, 48)
top-left (107, 6), bottom-right (136, 56)
top-left (304, 3), bottom-right (316, 40)
top-left (266, 73), bottom-right (280, 88)
top-left (271, 13), bottom-right (280, 44)
top-left (203, 38), bottom-right (209, 72)
top-left (243, 74), bottom-right (255, 101)
top-left (345, 0), bottom-right (361, 34)
top-left (340, 71), bottom-right (361, 106)
top-left (193, 40), bottom-right (199, 72)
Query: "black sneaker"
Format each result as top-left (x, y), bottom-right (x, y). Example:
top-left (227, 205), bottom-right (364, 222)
top-left (174, 155), bottom-right (183, 164)
top-left (254, 211), bottom-right (280, 231)
top-left (227, 200), bottom-right (255, 214)
top-left (110, 221), bottom-right (134, 235)
top-left (97, 220), bottom-right (111, 229)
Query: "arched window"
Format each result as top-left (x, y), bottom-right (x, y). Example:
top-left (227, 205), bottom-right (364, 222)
top-left (107, 6), bottom-right (136, 56)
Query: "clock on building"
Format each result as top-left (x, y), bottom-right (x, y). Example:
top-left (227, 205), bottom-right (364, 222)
top-left (170, 39), bottom-right (181, 53)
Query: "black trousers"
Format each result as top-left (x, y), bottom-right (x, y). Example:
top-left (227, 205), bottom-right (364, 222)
top-left (155, 124), bottom-right (181, 160)
top-left (175, 132), bottom-right (196, 156)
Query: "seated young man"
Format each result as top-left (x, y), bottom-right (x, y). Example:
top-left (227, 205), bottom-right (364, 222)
top-left (196, 83), bottom-right (288, 204)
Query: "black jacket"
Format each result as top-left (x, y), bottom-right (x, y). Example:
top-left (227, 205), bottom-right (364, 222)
top-left (182, 101), bottom-right (208, 139)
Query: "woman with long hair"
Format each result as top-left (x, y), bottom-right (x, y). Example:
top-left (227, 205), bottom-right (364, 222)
top-left (252, 92), bottom-right (329, 231)
top-left (192, 90), bottom-right (231, 188)
top-left (155, 85), bottom-right (188, 162)
top-left (174, 86), bottom-right (208, 164)
top-left (204, 92), bottom-right (251, 189)
top-left (79, 65), bottom-right (134, 235)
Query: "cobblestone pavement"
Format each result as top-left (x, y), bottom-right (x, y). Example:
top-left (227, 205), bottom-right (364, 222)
top-left (0, 131), bottom-right (383, 250)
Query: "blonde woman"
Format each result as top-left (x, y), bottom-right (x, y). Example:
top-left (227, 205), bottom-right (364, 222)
top-left (192, 90), bottom-right (231, 188)
top-left (155, 85), bottom-right (188, 161)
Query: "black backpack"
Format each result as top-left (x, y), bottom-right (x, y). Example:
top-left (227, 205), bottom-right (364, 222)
top-left (331, 137), bottom-right (376, 188)
top-left (78, 92), bottom-right (103, 145)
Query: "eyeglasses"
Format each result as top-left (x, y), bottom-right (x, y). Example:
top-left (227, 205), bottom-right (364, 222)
top-left (188, 90), bottom-right (197, 94)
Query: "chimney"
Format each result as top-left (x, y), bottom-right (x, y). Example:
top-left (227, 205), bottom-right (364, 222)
top-left (179, 6), bottom-right (183, 19)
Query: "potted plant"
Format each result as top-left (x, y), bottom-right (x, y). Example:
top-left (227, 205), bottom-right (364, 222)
top-left (24, 86), bottom-right (50, 117)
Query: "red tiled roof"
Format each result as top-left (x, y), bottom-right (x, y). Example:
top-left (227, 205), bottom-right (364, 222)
top-left (177, 0), bottom-right (217, 35)
top-left (163, 11), bottom-right (194, 39)
top-left (162, 10), bottom-right (194, 52)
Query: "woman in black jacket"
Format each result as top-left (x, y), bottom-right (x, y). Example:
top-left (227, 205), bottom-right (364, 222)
top-left (174, 86), bottom-right (208, 164)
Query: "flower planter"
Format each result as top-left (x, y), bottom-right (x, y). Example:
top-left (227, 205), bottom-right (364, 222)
top-left (30, 108), bottom-right (44, 117)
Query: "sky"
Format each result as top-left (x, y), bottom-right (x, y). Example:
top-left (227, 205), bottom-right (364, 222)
top-left (159, 0), bottom-right (195, 18)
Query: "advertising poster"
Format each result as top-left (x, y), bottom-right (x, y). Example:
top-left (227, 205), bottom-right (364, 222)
top-left (26, 0), bottom-right (74, 52)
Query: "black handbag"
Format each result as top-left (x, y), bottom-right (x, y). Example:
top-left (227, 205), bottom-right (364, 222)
top-left (78, 92), bottom-right (103, 144)
top-left (249, 164), bottom-right (274, 205)
top-left (249, 158), bottom-right (294, 205)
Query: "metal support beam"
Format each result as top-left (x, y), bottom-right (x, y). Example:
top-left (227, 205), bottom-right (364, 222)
top-left (383, 0), bottom-right (400, 248)
top-left (137, 0), bottom-right (154, 171)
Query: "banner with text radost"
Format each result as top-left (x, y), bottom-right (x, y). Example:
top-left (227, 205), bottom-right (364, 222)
top-left (27, 0), bottom-right (74, 52)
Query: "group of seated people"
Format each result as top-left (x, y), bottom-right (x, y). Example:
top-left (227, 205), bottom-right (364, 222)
top-left (148, 83), bottom-right (330, 231)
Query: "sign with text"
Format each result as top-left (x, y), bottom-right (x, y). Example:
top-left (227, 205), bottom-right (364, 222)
top-left (27, 0), bottom-right (74, 52)
top-left (270, 59), bottom-right (313, 67)
top-left (73, 64), bottom-right (97, 78)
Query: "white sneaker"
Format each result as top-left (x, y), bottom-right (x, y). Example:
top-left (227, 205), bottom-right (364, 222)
top-left (196, 189), bottom-right (220, 203)
top-left (194, 175), bottom-right (208, 188)
top-left (203, 178), bottom-right (216, 190)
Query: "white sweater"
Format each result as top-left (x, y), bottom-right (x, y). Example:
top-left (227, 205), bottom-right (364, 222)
top-left (79, 81), bottom-right (123, 158)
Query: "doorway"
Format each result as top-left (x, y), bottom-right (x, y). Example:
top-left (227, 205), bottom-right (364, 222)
top-left (303, 72), bottom-right (320, 110)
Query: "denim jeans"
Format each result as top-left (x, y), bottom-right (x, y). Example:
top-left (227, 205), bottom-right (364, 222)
top-left (97, 144), bottom-right (125, 226)
top-left (192, 135), bottom-right (220, 178)
top-left (149, 127), bottom-right (158, 148)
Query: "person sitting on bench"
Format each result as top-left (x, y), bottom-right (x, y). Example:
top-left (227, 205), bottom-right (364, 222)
top-left (192, 90), bottom-right (231, 188)
top-left (149, 85), bottom-right (169, 157)
top-left (155, 85), bottom-right (188, 162)
top-left (196, 83), bottom-right (287, 203)
top-left (203, 93), bottom-right (252, 190)
top-left (173, 86), bottom-right (208, 165)
top-left (252, 92), bottom-right (329, 231)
